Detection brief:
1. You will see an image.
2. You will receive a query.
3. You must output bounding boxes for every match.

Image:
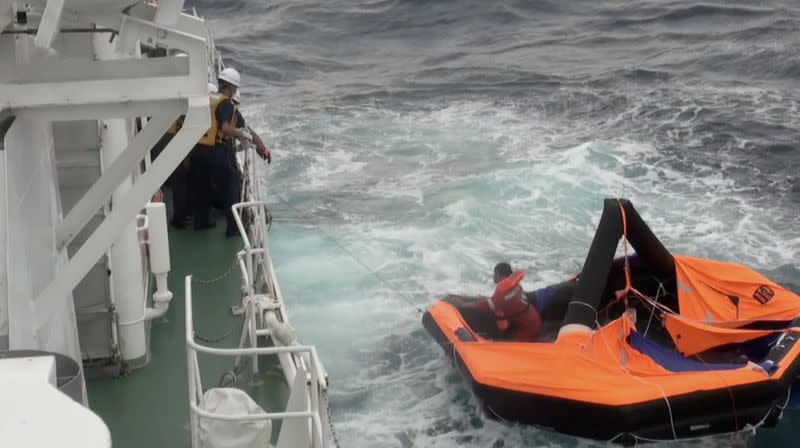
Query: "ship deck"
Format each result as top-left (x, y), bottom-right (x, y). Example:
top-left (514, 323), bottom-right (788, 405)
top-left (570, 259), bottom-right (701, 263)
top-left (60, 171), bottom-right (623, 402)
top-left (86, 206), bottom-right (289, 447)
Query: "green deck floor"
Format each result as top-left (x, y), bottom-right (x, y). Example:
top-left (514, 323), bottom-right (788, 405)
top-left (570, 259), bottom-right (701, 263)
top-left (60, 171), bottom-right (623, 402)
top-left (86, 214), bottom-right (289, 447)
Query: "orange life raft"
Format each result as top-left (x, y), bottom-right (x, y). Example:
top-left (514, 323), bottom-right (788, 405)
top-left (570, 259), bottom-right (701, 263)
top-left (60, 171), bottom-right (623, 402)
top-left (423, 199), bottom-right (800, 444)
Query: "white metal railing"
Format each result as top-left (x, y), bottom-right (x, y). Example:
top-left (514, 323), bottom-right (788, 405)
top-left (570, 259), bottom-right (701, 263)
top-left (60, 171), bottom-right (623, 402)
top-left (239, 142), bottom-right (331, 421)
top-left (227, 245), bottom-right (328, 389)
top-left (185, 277), bottom-right (328, 448)
top-left (231, 200), bottom-right (329, 381)
top-left (231, 201), bottom-right (267, 298)
top-left (178, 139), bottom-right (331, 446)
top-left (239, 142), bottom-right (263, 204)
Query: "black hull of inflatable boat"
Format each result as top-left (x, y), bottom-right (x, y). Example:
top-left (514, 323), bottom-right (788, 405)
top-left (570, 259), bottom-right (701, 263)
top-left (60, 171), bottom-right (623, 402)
top-left (422, 311), bottom-right (797, 444)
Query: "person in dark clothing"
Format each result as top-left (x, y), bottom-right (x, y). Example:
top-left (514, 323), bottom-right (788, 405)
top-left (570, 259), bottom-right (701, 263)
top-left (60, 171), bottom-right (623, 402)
top-left (188, 68), bottom-right (253, 235)
top-left (448, 263), bottom-right (542, 342)
top-left (168, 156), bottom-right (191, 228)
top-left (150, 126), bottom-right (191, 229)
top-left (216, 90), bottom-right (271, 225)
top-left (214, 97), bottom-right (243, 236)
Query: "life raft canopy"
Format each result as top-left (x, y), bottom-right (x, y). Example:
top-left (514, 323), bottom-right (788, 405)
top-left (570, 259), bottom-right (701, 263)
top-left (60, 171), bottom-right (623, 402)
top-left (559, 198), bottom-right (800, 341)
top-left (560, 198), bottom-right (675, 334)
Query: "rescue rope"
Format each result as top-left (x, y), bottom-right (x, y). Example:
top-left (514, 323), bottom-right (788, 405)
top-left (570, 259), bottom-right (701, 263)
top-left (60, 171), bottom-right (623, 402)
top-left (274, 193), bottom-right (424, 316)
top-left (642, 281), bottom-right (665, 337)
top-left (593, 315), bottom-right (679, 441)
top-left (570, 300), bottom-right (599, 319)
top-left (751, 389), bottom-right (792, 431)
top-left (564, 300), bottom-right (600, 351)
top-left (605, 201), bottom-right (752, 443)
top-left (486, 405), bottom-right (514, 425)
top-left (598, 201), bottom-right (677, 321)
top-left (620, 428), bottom-right (752, 447)
top-left (694, 352), bottom-right (741, 436)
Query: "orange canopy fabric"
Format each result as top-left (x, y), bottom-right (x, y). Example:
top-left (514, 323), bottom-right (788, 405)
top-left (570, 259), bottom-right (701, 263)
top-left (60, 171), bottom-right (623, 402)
top-left (674, 255), bottom-right (800, 323)
top-left (429, 302), bottom-right (770, 406)
top-left (663, 314), bottom-right (776, 356)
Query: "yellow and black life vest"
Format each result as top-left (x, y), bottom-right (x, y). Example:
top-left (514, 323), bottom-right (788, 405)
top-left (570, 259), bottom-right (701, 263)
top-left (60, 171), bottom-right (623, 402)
top-left (197, 93), bottom-right (238, 147)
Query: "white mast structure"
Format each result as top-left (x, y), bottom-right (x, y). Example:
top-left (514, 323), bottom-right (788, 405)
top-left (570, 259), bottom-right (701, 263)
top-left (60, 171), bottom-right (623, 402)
top-left (2, 3), bottom-right (332, 446)
top-left (1, 1), bottom-right (211, 443)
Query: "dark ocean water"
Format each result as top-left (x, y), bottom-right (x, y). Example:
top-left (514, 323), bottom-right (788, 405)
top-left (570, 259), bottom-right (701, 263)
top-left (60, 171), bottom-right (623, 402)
top-left (189, 1), bottom-right (799, 446)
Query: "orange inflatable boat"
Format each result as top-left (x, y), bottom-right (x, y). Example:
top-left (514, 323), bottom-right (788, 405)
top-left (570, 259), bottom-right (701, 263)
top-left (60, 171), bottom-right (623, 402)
top-left (423, 199), bottom-right (800, 444)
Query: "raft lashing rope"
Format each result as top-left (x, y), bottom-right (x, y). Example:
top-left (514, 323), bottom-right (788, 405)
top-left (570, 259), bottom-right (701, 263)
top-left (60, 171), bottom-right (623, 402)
top-left (274, 193), bottom-right (424, 316)
top-left (609, 199), bottom-right (749, 443)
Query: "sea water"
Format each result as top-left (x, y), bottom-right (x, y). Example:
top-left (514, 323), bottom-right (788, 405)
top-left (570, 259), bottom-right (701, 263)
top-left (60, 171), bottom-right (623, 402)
top-left (194, 0), bottom-right (800, 445)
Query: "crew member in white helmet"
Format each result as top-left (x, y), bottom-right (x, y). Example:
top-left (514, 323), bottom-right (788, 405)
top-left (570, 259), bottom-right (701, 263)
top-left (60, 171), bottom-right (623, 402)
top-left (189, 67), bottom-right (254, 236)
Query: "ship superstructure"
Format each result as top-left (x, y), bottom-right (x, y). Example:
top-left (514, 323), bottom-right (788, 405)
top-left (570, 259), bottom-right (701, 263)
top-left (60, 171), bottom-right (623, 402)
top-left (1, 2), bottom-right (330, 446)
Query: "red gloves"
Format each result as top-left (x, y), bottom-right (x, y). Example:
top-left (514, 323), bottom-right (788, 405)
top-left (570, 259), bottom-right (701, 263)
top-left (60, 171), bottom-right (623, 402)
top-left (257, 144), bottom-right (271, 164)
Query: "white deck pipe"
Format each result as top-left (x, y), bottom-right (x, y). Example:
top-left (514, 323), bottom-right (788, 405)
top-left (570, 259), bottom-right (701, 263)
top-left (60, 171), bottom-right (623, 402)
top-left (144, 202), bottom-right (172, 319)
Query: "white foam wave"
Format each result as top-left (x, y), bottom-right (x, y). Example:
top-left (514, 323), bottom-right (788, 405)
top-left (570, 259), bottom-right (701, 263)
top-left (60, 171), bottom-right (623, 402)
top-left (261, 97), bottom-right (799, 447)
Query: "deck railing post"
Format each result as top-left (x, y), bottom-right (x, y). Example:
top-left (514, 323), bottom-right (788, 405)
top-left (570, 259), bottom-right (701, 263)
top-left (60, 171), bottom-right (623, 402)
top-left (185, 276), bottom-right (199, 448)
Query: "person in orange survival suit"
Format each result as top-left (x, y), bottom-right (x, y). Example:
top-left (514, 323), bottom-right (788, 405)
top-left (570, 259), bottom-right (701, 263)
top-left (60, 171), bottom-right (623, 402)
top-left (456, 263), bottom-right (542, 342)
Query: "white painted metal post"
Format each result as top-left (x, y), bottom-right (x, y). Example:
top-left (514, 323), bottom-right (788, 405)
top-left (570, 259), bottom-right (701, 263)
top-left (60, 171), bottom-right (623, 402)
top-left (93, 34), bottom-right (148, 364)
top-left (153, 0), bottom-right (185, 26)
top-left (185, 276), bottom-right (199, 448)
top-left (100, 119), bottom-right (147, 363)
top-left (34, 0), bottom-right (65, 50)
top-left (0, 1), bottom-right (13, 33)
top-left (0, 147), bottom-right (7, 350)
top-left (248, 297), bottom-right (259, 378)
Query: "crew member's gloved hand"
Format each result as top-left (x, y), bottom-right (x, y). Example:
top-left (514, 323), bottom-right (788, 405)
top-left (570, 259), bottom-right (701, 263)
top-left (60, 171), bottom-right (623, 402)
top-left (240, 131), bottom-right (253, 143)
top-left (257, 143), bottom-right (271, 164)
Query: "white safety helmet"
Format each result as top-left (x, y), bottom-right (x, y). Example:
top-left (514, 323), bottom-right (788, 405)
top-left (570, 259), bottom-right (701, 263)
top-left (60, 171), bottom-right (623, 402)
top-left (232, 88), bottom-right (240, 104)
top-left (218, 67), bottom-right (241, 87)
top-left (208, 82), bottom-right (218, 94)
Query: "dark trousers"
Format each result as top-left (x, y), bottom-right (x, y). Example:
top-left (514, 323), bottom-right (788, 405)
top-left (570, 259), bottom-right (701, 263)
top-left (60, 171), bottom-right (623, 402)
top-left (171, 159), bottom-right (190, 222)
top-left (225, 146), bottom-right (242, 209)
top-left (151, 132), bottom-right (190, 222)
top-left (189, 144), bottom-right (240, 232)
top-left (222, 146), bottom-right (242, 233)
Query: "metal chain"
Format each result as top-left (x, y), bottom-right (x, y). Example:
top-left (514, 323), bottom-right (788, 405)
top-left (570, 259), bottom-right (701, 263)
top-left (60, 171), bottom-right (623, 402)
top-left (322, 389), bottom-right (343, 448)
top-left (194, 312), bottom-right (245, 344)
top-left (108, 306), bottom-right (131, 377)
top-left (191, 255), bottom-right (246, 343)
top-left (192, 255), bottom-right (241, 285)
